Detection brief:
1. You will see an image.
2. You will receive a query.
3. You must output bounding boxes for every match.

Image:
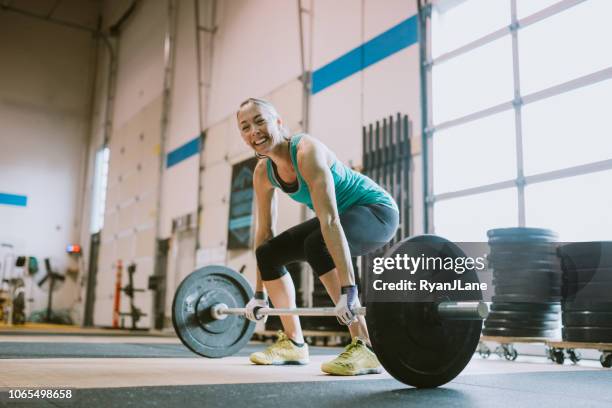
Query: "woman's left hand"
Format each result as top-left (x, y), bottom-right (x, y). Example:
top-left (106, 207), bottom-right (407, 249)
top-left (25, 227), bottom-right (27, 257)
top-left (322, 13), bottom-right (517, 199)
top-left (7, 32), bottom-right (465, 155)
top-left (335, 285), bottom-right (358, 325)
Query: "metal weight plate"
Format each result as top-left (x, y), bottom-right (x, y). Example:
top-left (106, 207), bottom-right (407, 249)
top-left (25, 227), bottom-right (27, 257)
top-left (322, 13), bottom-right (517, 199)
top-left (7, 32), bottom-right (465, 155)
top-left (172, 265), bottom-right (255, 358)
top-left (487, 310), bottom-right (560, 322)
top-left (562, 312), bottom-right (612, 327)
top-left (493, 284), bottom-right (562, 296)
top-left (492, 274), bottom-right (561, 287)
top-left (564, 282), bottom-right (612, 298)
top-left (564, 294), bottom-right (612, 303)
top-left (483, 327), bottom-right (558, 338)
top-left (562, 327), bottom-right (612, 343)
top-left (491, 302), bottom-right (561, 313)
top-left (489, 259), bottom-right (560, 272)
top-left (366, 235), bottom-right (483, 388)
top-left (487, 227), bottom-right (558, 240)
top-left (487, 237), bottom-right (558, 246)
top-left (489, 242), bottom-right (558, 254)
top-left (563, 267), bottom-right (612, 284)
top-left (558, 242), bottom-right (612, 258)
top-left (561, 256), bottom-right (612, 272)
top-left (492, 294), bottom-right (563, 303)
top-left (562, 301), bottom-right (612, 313)
top-left (558, 242), bottom-right (612, 270)
top-left (489, 254), bottom-right (558, 267)
top-left (484, 319), bottom-right (560, 330)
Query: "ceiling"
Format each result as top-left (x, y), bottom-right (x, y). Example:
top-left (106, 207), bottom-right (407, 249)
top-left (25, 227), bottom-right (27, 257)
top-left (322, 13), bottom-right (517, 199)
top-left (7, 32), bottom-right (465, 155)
top-left (1, 0), bottom-right (103, 32)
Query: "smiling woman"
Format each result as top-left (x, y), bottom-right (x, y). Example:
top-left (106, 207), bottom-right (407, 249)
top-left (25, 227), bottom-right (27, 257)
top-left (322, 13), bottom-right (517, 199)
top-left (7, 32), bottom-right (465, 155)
top-left (237, 98), bottom-right (291, 159)
top-left (235, 97), bottom-right (399, 376)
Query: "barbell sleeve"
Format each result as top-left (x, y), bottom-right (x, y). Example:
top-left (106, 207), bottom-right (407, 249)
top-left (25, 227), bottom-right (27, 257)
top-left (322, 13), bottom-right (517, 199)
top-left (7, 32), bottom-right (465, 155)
top-left (213, 301), bottom-right (488, 321)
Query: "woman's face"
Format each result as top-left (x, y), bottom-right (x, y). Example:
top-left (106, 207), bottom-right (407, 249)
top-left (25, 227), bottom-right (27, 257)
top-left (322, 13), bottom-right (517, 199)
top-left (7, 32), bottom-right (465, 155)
top-left (237, 102), bottom-right (283, 155)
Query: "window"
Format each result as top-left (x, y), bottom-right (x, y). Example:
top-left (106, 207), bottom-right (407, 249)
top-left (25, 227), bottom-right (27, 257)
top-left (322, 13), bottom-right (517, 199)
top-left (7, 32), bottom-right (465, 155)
top-left (90, 147), bottom-right (110, 233)
top-left (432, 36), bottom-right (513, 123)
top-left (433, 110), bottom-right (516, 194)
top-left (425, 0), bottom-right (612, 241)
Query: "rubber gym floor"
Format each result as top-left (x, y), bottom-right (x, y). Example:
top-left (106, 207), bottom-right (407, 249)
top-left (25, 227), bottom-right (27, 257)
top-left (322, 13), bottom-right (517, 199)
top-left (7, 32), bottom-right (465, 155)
top-left (1, 325), bottom-right (611, 408)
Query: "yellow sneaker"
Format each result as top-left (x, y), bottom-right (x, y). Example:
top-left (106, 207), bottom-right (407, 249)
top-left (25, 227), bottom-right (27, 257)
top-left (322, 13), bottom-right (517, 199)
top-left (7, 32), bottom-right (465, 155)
top-left (321, 337), bottom-right (382, 376)
top-left (249, 331), bottom-right (309, 365)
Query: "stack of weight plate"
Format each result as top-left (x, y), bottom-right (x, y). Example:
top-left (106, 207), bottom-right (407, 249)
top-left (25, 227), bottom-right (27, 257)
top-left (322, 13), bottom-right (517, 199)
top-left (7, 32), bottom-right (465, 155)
top-left (484, 227), bottom-right (562, 338)
top-left (559, 242), bottom-right (612, 343)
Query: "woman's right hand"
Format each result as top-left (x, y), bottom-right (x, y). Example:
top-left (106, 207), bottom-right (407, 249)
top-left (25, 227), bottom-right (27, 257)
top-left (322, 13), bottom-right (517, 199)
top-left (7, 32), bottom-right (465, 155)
top-left (245, 292), bottom-right (268, 322)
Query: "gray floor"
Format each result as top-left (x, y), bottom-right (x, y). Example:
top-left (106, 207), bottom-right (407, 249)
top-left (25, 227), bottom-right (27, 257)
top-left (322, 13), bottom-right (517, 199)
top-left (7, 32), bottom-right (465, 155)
top-left (2, 338), bottom-right (611, 408)
top-left (0, 342), bottom-right (341, 358)
top-left (1, 372), bottom-right (611, 408)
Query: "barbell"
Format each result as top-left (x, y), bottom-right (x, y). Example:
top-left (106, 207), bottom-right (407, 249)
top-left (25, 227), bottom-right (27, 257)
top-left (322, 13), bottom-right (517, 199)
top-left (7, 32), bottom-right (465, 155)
top-left (172, 234), bottom-right (488, 388)
top-left (209, 302), bottom-right (489, 320)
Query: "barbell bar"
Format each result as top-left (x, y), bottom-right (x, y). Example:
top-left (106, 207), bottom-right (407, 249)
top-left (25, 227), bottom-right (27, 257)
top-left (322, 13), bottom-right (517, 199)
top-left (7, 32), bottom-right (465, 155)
top-left (210, 301), bottom-right (489, 321)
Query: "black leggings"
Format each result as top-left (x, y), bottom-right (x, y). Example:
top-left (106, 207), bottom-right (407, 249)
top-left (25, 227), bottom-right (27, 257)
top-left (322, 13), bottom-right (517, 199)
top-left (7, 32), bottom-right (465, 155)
top-left (256, 203), bottom-right (399, 281)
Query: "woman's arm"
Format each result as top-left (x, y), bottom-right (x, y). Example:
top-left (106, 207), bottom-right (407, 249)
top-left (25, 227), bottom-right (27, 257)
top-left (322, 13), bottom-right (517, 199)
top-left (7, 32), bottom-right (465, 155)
top-left (253, 160), bottom-right (277, 293)
top-left (297, 138), bottom-right (355, 287)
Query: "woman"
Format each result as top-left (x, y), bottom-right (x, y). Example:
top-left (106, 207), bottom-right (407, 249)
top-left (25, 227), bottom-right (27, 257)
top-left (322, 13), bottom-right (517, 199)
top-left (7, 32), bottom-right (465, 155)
top-left (237, 98), bottom-right (399, 375)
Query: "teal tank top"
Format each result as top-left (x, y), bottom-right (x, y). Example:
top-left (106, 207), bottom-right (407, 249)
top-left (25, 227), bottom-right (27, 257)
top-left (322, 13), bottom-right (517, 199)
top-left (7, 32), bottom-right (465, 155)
top-left (265, 134), bottom-right (398, 214)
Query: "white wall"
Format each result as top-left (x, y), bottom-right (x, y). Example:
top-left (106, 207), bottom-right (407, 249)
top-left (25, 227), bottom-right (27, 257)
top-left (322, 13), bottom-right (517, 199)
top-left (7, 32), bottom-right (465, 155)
top-left (162, 0), bottom-right (201, 238)
top-left (207, 0), bottom-right (303, 125)
top-left (310, 0), bottom-right (423, 231)
top-left (81, 0), bottom-right (423, 329)
top-left (196, 80), bottom-right (304, 295)
top-left (0, 8), bottom-right (98, 318)
top-left (89, 0), bottom-right (167, 327)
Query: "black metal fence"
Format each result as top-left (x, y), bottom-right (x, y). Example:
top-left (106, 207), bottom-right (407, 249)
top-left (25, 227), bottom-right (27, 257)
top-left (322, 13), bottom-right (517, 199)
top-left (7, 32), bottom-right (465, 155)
top-left (361, 113), bottom-right (413, 282)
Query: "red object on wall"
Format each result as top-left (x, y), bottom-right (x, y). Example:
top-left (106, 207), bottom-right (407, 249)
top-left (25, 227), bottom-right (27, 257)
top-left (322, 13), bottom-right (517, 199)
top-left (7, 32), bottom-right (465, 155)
top-left (112, 260), bottom-right (123, 328)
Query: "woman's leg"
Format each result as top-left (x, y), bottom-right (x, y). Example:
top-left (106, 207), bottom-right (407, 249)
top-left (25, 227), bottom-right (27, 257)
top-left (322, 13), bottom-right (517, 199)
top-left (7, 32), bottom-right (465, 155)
top-left (263, 273), bottom-right (303, 343)
top-left (255, 218), bottom-right (321, 343)
top-left (318, 268), bottom-right (370, 343)
top-left (303, 204), bottom-right (399, 342)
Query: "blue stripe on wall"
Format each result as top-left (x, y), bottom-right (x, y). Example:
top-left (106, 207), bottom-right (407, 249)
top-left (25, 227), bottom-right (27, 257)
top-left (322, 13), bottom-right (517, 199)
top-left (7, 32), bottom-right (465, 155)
top-left (311, 15), bottom-right (419, 94)
top-left (0, 192), bottom-right (28, 207)
top-left (166, 136), bottom-right (201, 168)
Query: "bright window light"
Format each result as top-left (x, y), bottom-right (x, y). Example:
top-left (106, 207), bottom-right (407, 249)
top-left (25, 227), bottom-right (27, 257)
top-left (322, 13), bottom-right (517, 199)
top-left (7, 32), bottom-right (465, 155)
top-left (433, 110), bottom-right (516, 194)
top-left (519, 0), bottom-right (612, 95)
top-left (90, 147), bottom-right (110, 233)
top-left (525, 170), bottom-right (612, 241)
top-left (516, 0), bottom-right (565, 19)
top-left (522, 78), bottom-right (612, 176)
top-left (434, 188), bottom-right (518, 241)
top-left (432, 0), bottom-right (510, 58)
top-left (432, 35), bottom-right (514, 124)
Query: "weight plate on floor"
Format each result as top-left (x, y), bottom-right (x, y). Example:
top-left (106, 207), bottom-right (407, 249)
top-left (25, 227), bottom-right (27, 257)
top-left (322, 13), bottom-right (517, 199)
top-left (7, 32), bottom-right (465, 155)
top-left (172, 265), bottom-right (255, 358)
top-left (562, 327), bottom-right (612, 343)
top-left (562, 301), bottom-right (612, 313)
top-left (366, 235), bottom-right (483, 388)
top-left (491, 302), bottom-right (561, 313)
top-left (484, 319), bottom-right (560, 330)
top-left (482, 327), bottom-right (558, 338)
top-left (562, 312), bottom-right (612, 327)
